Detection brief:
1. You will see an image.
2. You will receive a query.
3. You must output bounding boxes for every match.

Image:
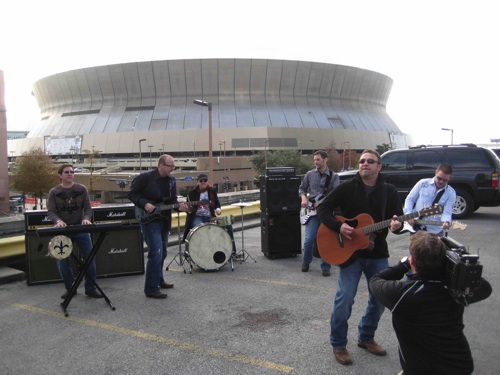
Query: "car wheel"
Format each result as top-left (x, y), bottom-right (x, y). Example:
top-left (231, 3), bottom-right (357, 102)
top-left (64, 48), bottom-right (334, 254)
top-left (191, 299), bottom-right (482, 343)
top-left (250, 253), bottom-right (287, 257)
top-left (453, 189), bottom-right (474, 219)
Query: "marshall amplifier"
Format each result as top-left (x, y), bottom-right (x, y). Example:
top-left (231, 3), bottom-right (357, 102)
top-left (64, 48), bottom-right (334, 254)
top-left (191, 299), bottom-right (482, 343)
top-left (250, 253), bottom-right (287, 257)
top-left (24, 210), bottom-right (53, 231)
top-left (92, 204), bottom-right (137, 224)
top-left (92, 205), bottom-right (143, 277)
top-left (94, 224), bottom-right (144, 277)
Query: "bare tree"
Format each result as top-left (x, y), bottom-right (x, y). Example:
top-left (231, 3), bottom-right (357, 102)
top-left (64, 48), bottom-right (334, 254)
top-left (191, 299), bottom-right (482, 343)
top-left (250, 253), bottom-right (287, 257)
top-left (10, 147), bottom-right (58, 209)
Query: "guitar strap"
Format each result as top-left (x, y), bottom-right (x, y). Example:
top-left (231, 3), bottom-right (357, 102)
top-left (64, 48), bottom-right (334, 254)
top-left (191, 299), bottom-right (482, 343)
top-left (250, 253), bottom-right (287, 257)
top-left (323, 170), bottom-right (333, 196)
top-left (432, 189), bottom-right (445, 206)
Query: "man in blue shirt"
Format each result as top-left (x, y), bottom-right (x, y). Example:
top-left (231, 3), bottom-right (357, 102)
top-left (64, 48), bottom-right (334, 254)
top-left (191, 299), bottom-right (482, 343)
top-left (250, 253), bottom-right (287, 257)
top-left (404, 163), bottom-right (456, 235)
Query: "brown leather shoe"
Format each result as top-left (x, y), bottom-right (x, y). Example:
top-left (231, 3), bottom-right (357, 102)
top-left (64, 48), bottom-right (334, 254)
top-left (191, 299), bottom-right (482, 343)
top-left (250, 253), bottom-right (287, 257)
top-left (301, 263), bottom-right (309, 272)
top-left (333, 348), bottom-right (352, 365)
top-left (357, 341), bottom-right (387, 356)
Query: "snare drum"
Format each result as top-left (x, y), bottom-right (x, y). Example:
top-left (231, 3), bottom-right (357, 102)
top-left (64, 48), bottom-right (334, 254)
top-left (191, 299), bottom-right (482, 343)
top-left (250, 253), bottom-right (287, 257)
top-left (185, 223), bottom-right (232, 270)
top-left (210, 215), bottom-right (234, 227)
top-left (48, 235), bottom-right (73, 259)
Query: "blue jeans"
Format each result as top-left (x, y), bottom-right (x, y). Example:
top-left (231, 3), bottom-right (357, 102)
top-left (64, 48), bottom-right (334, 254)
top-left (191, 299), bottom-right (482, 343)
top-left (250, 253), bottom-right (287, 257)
top-left (57, 233), bottom-right (96, 292)
top-left (330, 257), bottom-right (388, 348)
top-left (141, 220), bottom-right (169, 296)
top-left (303, 215), bottom-right (331, 271)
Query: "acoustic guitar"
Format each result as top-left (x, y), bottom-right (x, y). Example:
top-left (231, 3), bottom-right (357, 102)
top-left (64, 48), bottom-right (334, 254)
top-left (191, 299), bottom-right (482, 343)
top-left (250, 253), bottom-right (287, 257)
top-left (317, 205), bottom-right (443, 267)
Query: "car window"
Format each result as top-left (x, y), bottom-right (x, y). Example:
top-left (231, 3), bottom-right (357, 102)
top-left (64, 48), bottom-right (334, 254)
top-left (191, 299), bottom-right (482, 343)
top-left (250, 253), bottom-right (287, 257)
top-left (413, 150), bottom-right (443, 170)
top-left (446, 148), bottom-right (490, 168)
top-left (381, 152), bottom-right (407, 171)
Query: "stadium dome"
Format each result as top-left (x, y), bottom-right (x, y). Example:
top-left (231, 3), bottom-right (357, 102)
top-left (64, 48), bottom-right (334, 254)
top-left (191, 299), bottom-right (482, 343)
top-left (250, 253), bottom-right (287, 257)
top-left (9, 58), bottom-right (408, 157)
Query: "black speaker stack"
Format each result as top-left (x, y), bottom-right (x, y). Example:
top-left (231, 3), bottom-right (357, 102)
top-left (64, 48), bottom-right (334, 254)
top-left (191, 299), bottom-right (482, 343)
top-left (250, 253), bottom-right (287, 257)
top-left (24, 205), bottom-right (144, 285)
top-left (260, 168), bottom-right (302, 258)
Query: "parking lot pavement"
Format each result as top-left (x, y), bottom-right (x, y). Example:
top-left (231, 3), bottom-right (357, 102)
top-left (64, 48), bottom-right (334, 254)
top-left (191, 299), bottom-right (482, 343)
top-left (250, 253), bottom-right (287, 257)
top-left (0, 207), bottom-right (499, 374)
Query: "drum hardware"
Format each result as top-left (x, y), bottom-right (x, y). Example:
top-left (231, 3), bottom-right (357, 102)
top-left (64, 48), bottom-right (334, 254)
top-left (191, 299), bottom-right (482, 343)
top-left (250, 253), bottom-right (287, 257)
top-left (166, 210), bottom-right (189, 271)
top-left (230, 201), bottom-right (257, 263)
top-left (210, 215), bottom-right (234, 227)
top-left (184, 223), bottom-right (234, 272)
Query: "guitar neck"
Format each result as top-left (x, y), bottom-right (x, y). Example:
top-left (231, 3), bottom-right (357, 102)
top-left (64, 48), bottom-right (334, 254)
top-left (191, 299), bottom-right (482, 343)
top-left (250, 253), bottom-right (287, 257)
top-left (158, 200), bottom-right (205, 212)
top-left (414, 220), bottom-right (444, 226)
top-left (363, 209), bottom-right (438, 234)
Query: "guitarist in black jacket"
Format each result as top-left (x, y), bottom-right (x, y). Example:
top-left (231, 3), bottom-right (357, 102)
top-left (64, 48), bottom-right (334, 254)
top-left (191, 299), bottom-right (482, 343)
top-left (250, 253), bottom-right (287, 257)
top-left (317, 149), bottom-right (403, 366)
top-left (128, 154), bottom-right (190, 299)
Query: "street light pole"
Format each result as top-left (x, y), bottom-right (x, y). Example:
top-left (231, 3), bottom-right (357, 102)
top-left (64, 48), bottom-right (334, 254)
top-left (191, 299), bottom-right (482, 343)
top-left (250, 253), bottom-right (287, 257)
top-left (342, 141), bottom-right (350, 170)
top-left (192, 140), bottom-right (196, 158)
top-left (194, 99), bottom-right (213, 184)
top-left (148, 145), bottom-right (153, 169)
top-left (139, 138), bottom-right (146, 172)
top-left (441, 128), bottom-right (454, 145)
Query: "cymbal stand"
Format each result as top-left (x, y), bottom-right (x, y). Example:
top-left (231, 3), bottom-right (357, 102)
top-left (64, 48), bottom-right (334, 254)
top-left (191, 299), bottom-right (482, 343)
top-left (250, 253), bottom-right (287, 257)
top-left (232, 202), bottom-right (257, 263)
top-left (166, 211), bottom-right (189, 271)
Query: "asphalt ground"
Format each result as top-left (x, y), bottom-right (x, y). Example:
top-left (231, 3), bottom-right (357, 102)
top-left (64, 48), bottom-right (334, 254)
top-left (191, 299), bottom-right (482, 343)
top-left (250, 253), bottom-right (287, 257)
top-left (0, 207), bottom-right (499, 375)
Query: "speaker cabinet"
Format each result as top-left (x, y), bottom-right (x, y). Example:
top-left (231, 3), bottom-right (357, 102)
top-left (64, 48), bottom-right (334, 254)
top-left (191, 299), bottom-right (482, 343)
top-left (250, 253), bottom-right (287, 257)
top-left (259, 176), bottom-right (301, 214)
top-left (94, 225), bottom-right (144, 277)
top-left (261, 212), bottom-right (301, 258)
top-left (25, 232), bottom-right (79, 285)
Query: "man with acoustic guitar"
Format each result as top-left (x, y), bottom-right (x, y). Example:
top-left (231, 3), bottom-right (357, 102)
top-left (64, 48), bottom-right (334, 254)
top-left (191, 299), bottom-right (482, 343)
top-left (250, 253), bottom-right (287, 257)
top-left (316, 149), bottom-right (403, 365)
top-left (128, 154), bottom-right (190, 299)
top-left (298, 150), bottom-right (340, 276)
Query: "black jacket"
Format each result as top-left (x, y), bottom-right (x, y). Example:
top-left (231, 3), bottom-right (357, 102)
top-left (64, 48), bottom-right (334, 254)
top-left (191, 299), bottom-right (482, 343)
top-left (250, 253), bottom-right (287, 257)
top-left (370, 263), bottom-right (492, 375)
top-left (317, 172), bottom-right (403, 259)
top-left (128, 168), bottom-right (178, 228)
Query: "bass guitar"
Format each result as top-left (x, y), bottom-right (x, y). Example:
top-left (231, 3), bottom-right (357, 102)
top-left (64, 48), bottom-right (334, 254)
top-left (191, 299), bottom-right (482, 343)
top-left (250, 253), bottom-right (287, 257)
top-left (135, 200), bottom-right (209, 224)
top-left (401, 220), bottom-right (467, 234)
top-left (316, 205), bottom-right (443, 267)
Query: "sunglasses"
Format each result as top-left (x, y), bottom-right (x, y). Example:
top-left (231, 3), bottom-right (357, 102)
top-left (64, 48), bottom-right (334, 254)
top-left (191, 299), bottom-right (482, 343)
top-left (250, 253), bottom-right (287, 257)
top-left (358, 158), bottom-right (379, 165)
top-left (198, 179), bottom-right (208, 183)
top-left (435, 176), bottom-right (449, 183)
top-left (63, 171), bottom-right (75, 174)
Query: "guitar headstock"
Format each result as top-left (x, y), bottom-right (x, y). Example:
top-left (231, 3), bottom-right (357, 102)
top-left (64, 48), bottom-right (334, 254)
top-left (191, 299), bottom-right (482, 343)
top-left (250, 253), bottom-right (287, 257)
top-left (421, 204), bottom-right (444, 217)
top-left (451, 221), bottom-right (467, 231)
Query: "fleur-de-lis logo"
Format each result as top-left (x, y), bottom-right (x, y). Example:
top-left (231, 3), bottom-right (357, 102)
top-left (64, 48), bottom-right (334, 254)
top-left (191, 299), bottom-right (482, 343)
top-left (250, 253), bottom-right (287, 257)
top-left (54, 240), bottom-right (70, 257)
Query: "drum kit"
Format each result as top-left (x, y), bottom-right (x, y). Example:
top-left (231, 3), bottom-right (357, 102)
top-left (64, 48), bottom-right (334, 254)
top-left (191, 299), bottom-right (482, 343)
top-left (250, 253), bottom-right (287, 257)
top-left (167, 201), bottom-right (257, 273)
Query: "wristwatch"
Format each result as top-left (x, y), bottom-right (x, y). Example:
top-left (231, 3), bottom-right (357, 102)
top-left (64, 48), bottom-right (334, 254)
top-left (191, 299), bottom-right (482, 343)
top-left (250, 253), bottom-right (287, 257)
top-left (400, 256), bottom-right (410, 270)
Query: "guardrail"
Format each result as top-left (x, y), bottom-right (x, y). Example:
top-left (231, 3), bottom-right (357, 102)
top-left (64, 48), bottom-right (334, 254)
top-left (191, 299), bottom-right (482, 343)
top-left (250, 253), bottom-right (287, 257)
top-left (0, 201), bottom-right (262, 260)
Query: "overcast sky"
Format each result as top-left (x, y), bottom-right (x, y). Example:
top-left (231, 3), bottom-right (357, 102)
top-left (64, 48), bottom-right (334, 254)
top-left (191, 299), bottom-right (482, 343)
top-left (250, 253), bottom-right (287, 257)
top-left (2, 0), bottom-right (499, 146)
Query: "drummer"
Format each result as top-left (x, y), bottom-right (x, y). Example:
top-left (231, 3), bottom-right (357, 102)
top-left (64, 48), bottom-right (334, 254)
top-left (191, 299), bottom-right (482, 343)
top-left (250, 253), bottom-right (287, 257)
top-left (183, 174), bottom-right (237, 255)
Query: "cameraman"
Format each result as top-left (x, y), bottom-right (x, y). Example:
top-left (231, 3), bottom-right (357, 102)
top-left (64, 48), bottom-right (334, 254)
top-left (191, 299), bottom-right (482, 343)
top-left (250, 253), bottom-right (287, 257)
top-left (369, 231), bottom-right (491, 375)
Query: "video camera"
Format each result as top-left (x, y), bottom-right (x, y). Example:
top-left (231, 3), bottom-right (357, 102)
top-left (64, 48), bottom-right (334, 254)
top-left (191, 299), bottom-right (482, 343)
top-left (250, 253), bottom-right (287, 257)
top-left (441, 236), bottom-right (483, 306)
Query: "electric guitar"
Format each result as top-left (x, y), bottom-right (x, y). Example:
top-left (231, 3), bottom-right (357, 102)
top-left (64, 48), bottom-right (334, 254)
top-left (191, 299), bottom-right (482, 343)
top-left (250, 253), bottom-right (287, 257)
top-left (401, 220), bottom-right (467, 234)
top-left (316, 205), bottom-right (443, 267)
top-left (135, 200), bottom-right (210, 224)
top-left (300, 194), bottom-right (324, 225)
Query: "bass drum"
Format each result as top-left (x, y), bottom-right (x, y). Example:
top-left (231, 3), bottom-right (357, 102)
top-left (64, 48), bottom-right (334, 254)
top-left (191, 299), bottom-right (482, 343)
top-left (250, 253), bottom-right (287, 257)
top-left (185, 223), bottom-right (232, 270)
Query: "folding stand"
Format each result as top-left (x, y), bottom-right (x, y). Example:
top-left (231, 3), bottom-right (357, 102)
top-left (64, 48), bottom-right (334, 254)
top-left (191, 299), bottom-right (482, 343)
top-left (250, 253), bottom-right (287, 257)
top-left (37, 223), bottom-right (122, 317)
top-left (231, 202), bottom-right (257, 263)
